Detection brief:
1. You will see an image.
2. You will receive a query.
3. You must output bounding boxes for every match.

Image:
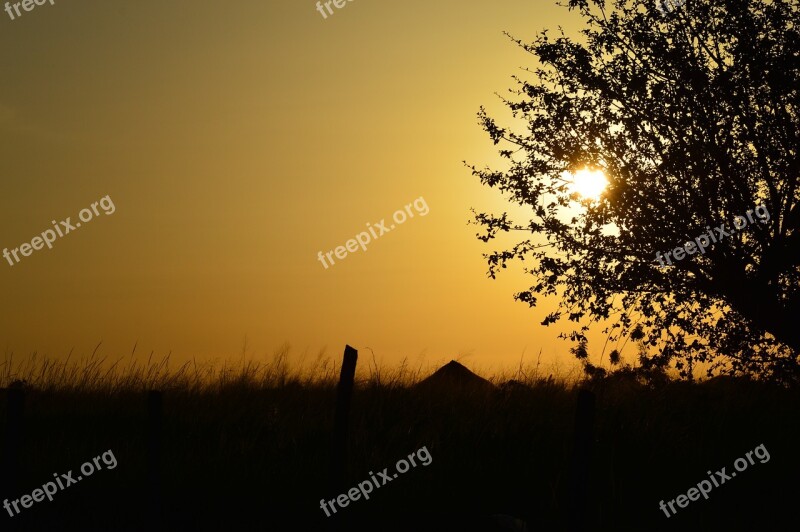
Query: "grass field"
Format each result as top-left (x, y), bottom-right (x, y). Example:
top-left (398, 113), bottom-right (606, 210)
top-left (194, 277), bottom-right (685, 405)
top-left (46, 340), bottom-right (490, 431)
top-left (1, 348), bottom-right (798, 531)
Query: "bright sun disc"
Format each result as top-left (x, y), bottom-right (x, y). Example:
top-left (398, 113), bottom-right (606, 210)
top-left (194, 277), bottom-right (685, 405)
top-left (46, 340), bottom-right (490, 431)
top-left (568, 169), bottom-right (608, 201)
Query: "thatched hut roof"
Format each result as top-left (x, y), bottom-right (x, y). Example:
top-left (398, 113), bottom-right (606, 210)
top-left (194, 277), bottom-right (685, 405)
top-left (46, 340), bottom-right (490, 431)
top-left (415, 360), bottom-right (494, 391)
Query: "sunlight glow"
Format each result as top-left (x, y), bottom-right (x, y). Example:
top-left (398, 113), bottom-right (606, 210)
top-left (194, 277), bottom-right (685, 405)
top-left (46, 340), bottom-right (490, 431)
top-left (566, 168), bottom-right (608, 201)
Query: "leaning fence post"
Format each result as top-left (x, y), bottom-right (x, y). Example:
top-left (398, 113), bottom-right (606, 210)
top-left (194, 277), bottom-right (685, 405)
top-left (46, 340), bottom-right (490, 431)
top-left (147, 390), bottom-right (163, 531)
top-left (1, 388), bottom-right (25, 499)
top-left (330, 345), bottom-right (358, 495)
top-left (568, 388), bottom-right (595, 532)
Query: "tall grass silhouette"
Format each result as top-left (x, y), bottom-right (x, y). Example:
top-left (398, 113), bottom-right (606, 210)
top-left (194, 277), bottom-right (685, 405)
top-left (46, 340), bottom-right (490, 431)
top-left (0, 346), bottom-right (797, 531)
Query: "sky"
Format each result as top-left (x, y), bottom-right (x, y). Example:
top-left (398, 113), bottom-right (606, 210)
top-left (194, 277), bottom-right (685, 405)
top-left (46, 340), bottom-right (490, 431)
top-left (0, 0), bottom-right (607, 376)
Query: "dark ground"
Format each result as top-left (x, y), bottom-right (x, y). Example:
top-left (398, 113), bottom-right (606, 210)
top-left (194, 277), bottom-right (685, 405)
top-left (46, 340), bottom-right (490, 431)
top-left (1, 374), bottom-right (798, 531)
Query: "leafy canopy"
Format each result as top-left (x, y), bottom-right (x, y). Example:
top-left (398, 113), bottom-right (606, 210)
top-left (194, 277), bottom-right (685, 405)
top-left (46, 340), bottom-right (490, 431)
top-left (470, 0), bottom-right (799, 382)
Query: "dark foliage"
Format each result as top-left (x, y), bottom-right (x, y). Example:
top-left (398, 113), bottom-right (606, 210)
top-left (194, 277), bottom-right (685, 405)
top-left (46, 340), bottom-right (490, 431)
top-left (468, 0), bottom-right (800, 383)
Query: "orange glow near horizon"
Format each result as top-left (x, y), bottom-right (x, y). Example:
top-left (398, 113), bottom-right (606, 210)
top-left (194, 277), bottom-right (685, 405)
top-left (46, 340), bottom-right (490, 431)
top-left (0, 0), bottom-right (598, 375)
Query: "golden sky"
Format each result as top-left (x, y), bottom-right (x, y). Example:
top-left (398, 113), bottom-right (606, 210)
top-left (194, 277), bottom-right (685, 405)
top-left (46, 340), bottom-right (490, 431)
top-left (0, 0), bottom-right (603, 375)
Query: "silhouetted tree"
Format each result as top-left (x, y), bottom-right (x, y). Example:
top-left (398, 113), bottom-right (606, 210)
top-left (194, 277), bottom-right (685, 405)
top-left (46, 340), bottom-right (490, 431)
top-left (469, 0), bottom-right (799, 382)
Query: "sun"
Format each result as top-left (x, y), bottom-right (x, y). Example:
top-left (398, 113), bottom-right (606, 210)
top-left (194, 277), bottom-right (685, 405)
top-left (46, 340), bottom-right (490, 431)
top-left (567, 168), bottom-right (608, 201)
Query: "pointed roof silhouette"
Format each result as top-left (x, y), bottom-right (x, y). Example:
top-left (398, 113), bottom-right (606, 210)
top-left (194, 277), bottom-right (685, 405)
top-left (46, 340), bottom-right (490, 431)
top-left (416, 360), bottom-right (494, 391)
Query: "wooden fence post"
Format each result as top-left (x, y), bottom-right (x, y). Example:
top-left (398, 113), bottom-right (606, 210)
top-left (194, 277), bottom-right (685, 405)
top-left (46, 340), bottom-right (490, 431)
top-left (147, 390), bottom-right (163, 531)
top-left (568, 388), bottom-right (595, 532)
top-left (1, 388), bottom-right (24, 498)
top-left (330, 345), bottom-right (358, 496)
top-left (1, 388), bottom-right (24, 531)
